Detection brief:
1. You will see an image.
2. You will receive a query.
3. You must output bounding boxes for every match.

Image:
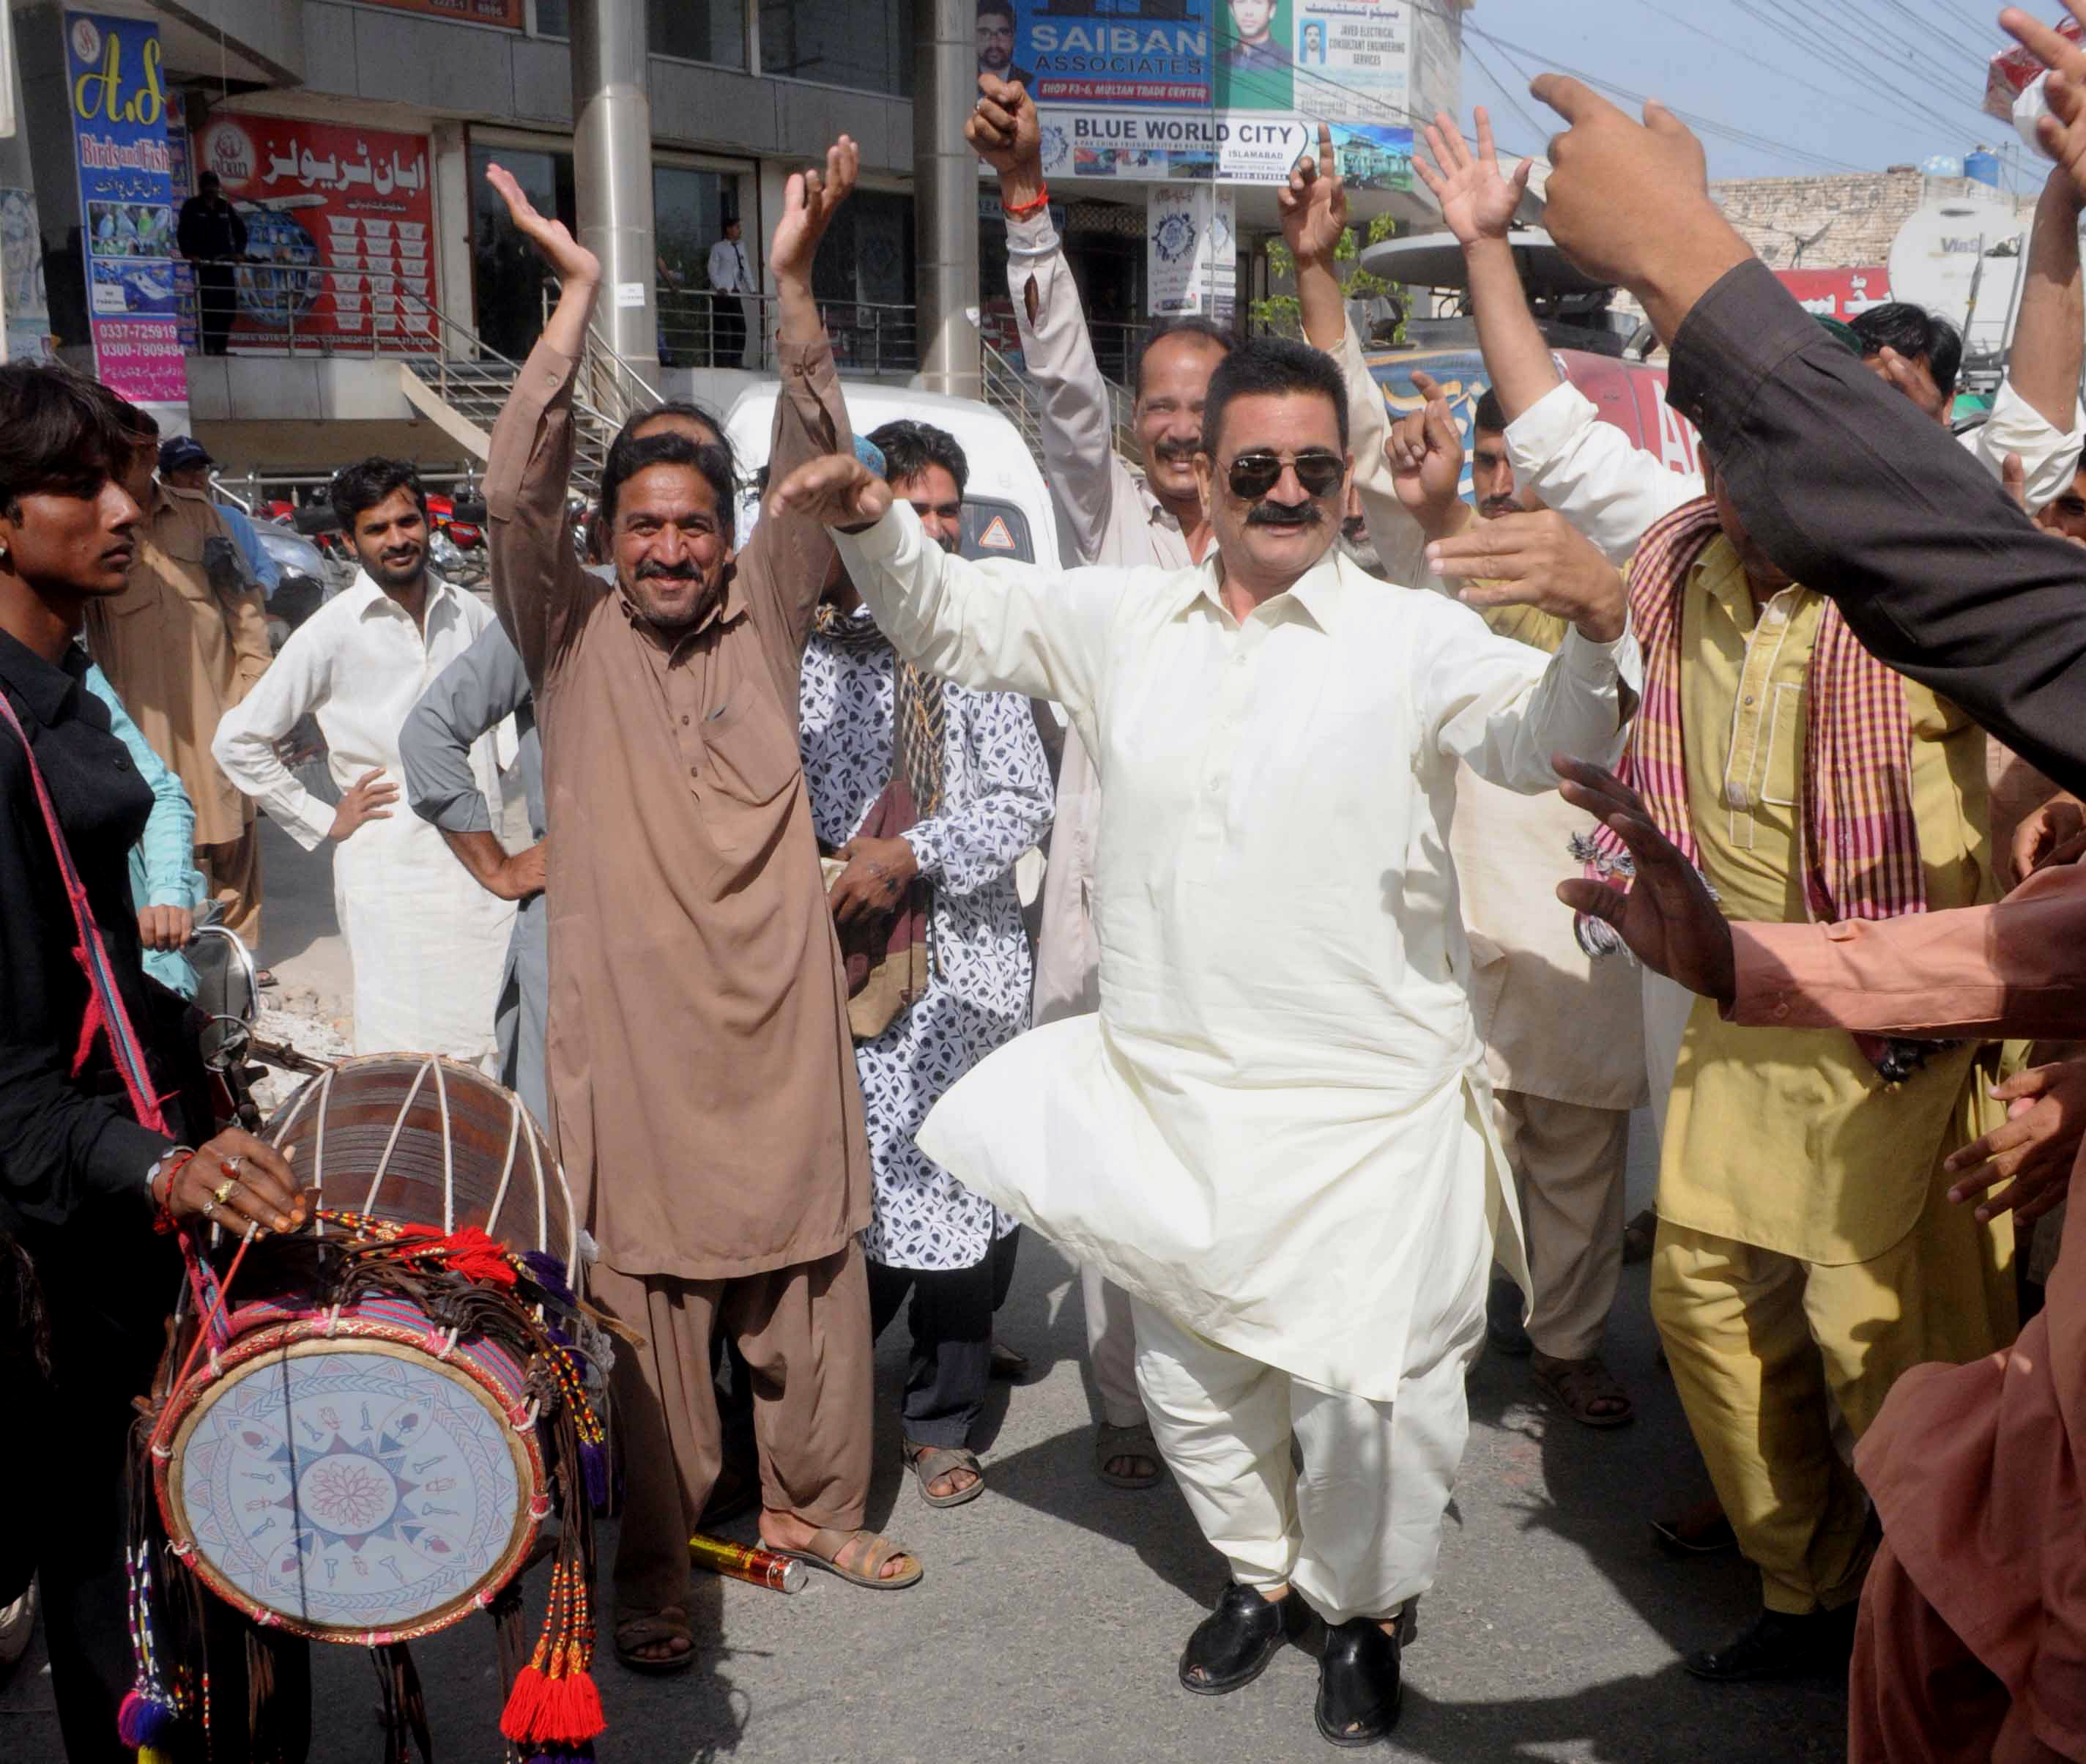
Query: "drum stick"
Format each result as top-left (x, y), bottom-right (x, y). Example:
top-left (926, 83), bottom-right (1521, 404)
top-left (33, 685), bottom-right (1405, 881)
top-left (688, 1532), bottom-right (807, 1593)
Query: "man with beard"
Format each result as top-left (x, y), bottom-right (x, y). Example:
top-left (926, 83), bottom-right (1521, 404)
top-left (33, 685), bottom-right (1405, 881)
top-left (212, 458), bottom-right (515, 1061)
top-left (976, 1), bottom-right (1034, 90)
top-left (804, 420), bottom-right (1053, 1508)
top-left (773, 331), bottom-right (1637, 1744)
top-left (484, 137), bottom-right (924, 1681)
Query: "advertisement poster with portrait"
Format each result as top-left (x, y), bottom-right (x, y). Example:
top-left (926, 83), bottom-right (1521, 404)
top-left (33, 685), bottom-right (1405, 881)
top-left (194, 114), bottom-right (437, 352)
top-left (65, 10), bottom-right (185, 403)
top-left (1006, 1), bottom-right (1411, 185)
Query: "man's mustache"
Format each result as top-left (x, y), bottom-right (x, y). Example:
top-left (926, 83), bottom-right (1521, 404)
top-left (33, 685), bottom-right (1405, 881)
top-left (1245, 501), bottom-right (1323, 528)
top-left (636, 558), bottom-right (705, 582)
top-left (1151, 439), bottom-right (1200, 465)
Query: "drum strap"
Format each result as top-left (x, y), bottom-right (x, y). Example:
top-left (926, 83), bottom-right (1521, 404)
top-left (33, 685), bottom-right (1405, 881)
top-left (0, 685), bottom-right (170, 1134)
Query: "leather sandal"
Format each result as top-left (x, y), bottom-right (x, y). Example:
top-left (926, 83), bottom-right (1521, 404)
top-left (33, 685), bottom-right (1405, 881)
top-left (770, 1526), bottom-right (923, 1590)
top-left (1095, 1419), bottom-right (1164, 1489)
top-left (1529, 1351), bottom-right (1636, 1428)
top-left (613, 1604), bottom-right (695, 1675)
top-left (1179, 1583), bottom-right (1309, 1696)
top-left (902, 1439), bottom-right (985, 1508)
top-left (1315, 1615), bottom-right (1403, 1746)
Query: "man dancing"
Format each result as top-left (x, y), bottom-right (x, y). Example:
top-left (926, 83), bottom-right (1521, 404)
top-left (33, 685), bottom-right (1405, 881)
top-left (485, 137), bottom-right (921, 1680)
top-left (773, 336), bottom-right (1638, 1746)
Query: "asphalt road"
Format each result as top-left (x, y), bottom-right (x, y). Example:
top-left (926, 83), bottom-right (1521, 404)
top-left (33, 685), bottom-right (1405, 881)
top-left (0, 826), bottom-right (1849, 1763)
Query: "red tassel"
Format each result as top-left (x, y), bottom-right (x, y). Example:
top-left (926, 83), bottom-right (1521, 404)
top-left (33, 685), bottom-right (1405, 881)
top-left (536, 1656), bottom-right (606, 1744)
top-left (498, 1661), bottom-right (548, 1743)
top-left (393, 1224), bottom-right (517, 1288)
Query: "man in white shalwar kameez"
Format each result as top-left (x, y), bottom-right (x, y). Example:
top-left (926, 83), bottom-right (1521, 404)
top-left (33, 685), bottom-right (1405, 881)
top-left (773, 332), bottom-right (1639, 1747)
top-left (214, 459), bottom-right (513, 1062)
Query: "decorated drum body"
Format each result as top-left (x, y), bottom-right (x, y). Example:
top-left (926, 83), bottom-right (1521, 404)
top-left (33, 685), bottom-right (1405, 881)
top-left (155, 1296), bottom-right (547, 1644)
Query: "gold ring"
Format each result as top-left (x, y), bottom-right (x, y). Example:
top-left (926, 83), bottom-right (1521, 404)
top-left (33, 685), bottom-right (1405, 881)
top-left (212, 1176), bottom-right (238, 1205)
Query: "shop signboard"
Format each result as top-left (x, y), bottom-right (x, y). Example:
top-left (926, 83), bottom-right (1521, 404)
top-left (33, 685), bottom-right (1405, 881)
top-left (1773, 266), bottom-right (1891, 323)
top-left (353, 0), bottom-right (522, 26)
top-left (1010, 0), bottom-right (1416, 185)
top-left (195, 114), bottom-right (437, 352)
top-left (64, 10), bottom-right (185, 402)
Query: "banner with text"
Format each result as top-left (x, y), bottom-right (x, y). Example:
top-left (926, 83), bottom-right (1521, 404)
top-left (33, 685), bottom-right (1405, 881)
top-left (65, 11), bottom-right (184, 402)
top-left (1148, 183), bottom-right (1237, 321)
top-left (196, 114), bottom-right (437, 352)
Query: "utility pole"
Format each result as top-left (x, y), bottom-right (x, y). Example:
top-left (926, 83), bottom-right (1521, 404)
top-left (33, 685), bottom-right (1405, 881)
top-left (913, 0), bottom-right (979, 398)
top-left (570, 0), bottom-right (658, 382)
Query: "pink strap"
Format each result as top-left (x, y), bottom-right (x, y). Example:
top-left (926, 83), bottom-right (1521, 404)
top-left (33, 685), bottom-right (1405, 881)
top-left (0, 685), bottom-right (169, 1134)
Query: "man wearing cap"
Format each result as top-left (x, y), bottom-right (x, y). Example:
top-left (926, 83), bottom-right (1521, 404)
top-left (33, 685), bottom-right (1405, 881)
top-left (159, 438), bottom-right (280, 603)
top-left (86, 410), bottom-right (272, 956)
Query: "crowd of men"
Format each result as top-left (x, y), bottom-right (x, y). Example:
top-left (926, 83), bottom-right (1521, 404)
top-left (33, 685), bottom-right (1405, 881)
top-left (8, 3), bottom-right (2086, 1758)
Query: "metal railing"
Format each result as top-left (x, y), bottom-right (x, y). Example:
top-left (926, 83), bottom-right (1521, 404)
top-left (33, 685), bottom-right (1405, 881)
top-left (650, 287), bottom-right (919, 377)
top-left (194, 258), bottom-right (453, 357)
top-left (979, 333), bottom-right (1142, 474)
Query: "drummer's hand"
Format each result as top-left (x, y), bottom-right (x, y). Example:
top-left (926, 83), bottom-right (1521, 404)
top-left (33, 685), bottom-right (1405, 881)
top-left (137, 903), bottom-right (194, 950)
top-left (160, 1129), bottom-right (306, 1235)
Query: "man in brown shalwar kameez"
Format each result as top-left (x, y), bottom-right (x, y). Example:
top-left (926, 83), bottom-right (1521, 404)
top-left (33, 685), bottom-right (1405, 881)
top-left (85, 411), bottom-right (271, 946)
top-left (483, 139), bottom-right (919, 1675)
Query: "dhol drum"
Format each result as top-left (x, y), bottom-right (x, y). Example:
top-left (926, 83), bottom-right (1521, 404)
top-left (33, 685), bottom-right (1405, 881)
top-left (153, 1057), bottom-right (590, 1647)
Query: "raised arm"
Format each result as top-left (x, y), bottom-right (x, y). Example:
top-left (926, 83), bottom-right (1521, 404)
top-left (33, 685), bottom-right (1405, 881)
top-left (401, 621), bottom-right (542, 903)
top-left (969, 75), bottom-right (1137, 564)
top-left (1966, 162), bottom-right (2086, 507)
top-left (735, 137), bottom-right (856, 653)
top-left (482, 164), bottom-right (609, 688)
top-left (777, 454), bottom-right (1118, 716)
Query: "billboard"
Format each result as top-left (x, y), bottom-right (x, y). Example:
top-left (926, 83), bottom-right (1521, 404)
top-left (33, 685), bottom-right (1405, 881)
top-left (1148, 182), bottom-right (1236, 319)
top-left (352, 0), bottom-right (522, 26)
top-left (1773, 267), bottom-right (1890, 323)
top-left (65, 10), bottom-right (185, 403)
top-left (1004, 0), bottom-right (1417, 185)
top-left (195, 114), bottom-right (437, 352)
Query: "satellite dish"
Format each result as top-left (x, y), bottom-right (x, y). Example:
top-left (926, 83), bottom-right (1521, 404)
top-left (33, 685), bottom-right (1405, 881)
top-left (1888, 197), bottom-right (2025, 355)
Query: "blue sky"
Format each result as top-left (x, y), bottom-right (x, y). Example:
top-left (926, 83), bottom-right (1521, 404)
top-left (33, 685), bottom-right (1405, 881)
top-left (1455, 0), bottom-right (2038, 187)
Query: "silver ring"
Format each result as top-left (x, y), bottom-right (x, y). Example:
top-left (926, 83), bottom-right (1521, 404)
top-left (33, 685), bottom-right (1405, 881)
top-left (200, 1195), bottom-right (218, 1220)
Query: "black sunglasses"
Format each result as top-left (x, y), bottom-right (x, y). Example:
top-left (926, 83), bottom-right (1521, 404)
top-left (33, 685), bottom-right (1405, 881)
top-left (1225, 450), bottom-right (1345, 501)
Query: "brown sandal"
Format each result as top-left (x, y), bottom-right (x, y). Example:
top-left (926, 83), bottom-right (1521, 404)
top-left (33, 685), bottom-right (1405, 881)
top-left (1530, 1352), bottom-right (1636, 1428)
top-left (771, 1527), bottom-right (923, 1590)
top-left (613, 1604), bottom-right (695, 1674)
top-left (1096, 1420), bottom-right (1164, 1489)
top-left (903, 1439), bottom-right (985, 1508)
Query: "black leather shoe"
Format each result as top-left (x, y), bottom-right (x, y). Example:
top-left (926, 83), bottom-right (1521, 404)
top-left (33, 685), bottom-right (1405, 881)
top-left (1485, 1277), bottom-right (1532, 1357)
top-left (1179, 1583), bottom-right (1307, 1696)
top-left (1316, 1615), bottom-right (1403, 1746)
top-left (1682, 1604), bottom-right (1858, 1683)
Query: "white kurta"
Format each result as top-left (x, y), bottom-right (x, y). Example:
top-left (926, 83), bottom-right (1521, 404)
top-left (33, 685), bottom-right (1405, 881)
top-left (212, 572), bottom-right (515, 1061)
top-left (833, 505), bottom-right (1641, 1402)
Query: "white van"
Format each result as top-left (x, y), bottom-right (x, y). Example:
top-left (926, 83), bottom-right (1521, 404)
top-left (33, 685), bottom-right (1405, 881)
top-left (721, 382), bottom-right (1060, 573)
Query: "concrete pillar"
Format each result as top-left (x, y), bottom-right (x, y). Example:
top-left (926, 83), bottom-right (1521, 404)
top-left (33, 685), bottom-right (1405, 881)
top-left (569, 0), bottom-right (658, 380)
top-left (913, 0), bottom-right (979, 398)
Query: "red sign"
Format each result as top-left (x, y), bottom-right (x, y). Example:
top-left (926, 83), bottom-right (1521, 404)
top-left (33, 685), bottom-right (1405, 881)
top-left (196, 114), bottom-right (437, 353)
top-left (1773, 267), bottom-right (1891, 322)
top-left (349, 0), bottom-right (520, 26)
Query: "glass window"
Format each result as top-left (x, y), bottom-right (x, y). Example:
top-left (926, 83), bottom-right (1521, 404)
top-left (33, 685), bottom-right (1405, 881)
top-left (648, 0), bottom-right (746, 69)
top-left (469, 144), bottom-right (575, 361)
top-left (812, 190), bottom-right (915, 371)
top-left (760, 0), bottom-right (911, 96)
top-left (653, 165), bottom-right (743, 368)
top-left (530, 0), bottom-right (569, 39)
top-left (960, 498), bottom-right (1033, 564)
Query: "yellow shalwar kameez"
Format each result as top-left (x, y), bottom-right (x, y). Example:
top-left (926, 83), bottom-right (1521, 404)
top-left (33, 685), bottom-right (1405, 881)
top-left (1652, 538), bottom-right (2017, 1616)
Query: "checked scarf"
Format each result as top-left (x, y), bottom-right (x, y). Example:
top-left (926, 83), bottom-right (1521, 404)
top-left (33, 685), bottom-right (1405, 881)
top-left (1582, 494), bottom-right (1927, 932)
top-left (810, 601), bottom-right (947, 817)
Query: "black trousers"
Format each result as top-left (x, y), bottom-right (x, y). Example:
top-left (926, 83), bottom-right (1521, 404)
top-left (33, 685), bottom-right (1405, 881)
top-left (711, 294), bottom-right (746, 368)
top-left (867, 1230), bottom-right (1020, 1451)
top-left (196, 262), bottom-right (237, 355)
top-left (33, 1220), bottom-right (309, 1763)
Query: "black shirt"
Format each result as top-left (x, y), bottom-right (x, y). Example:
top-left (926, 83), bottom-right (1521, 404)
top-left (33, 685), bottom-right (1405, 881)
top-left (0, 631), bottom-right (179, 1237)
top-left (176, 193), bottom-right (245, 264)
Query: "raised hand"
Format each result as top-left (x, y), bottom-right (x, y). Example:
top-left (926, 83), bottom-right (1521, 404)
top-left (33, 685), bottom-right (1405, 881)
top-left (771, 136), bottom-right (859, 289)
top-left (770, 452), bottom-right (894, 532)
top-left (1387, 370), bottom-right (1467, 537)
top-left (2003, 4), bottom-right (2086, 205)
top-left (1427, 506), bottom-right (1627, 642)
top-left (1552, 756), bottom-right (1737, 1004)
top-left (484, 162), bottom-right (598, 286)
top-left (1279, 122), bottom-right (1348, 267)
top-left (1413, 107), bottom-right (1529, 248)
top-left (966, 75), bottom-right (1043, 202)
top-left (1944, 1054), bottom-right (2086, 1224)
top-left (328, 768), bottom-right (398, 842)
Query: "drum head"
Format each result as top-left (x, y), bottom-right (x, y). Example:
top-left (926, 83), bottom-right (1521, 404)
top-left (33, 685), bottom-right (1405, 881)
top-left (163, 1335), bottom-right (537, 1642)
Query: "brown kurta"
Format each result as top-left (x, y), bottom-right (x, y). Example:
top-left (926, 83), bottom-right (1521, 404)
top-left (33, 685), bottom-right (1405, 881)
top-left (84, 482), bottom-right (270, 847)
top-left (486, 334), bottom-right (868, 1281)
